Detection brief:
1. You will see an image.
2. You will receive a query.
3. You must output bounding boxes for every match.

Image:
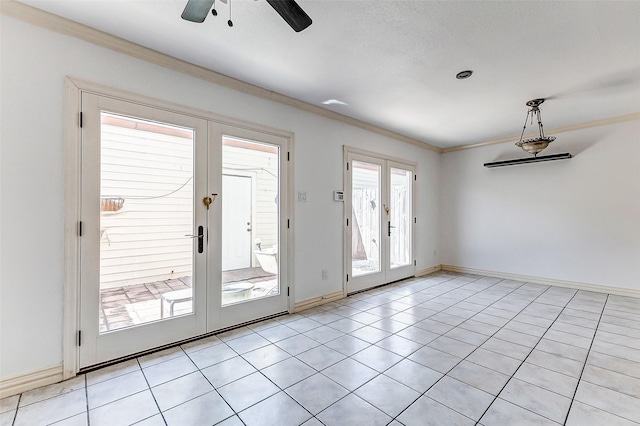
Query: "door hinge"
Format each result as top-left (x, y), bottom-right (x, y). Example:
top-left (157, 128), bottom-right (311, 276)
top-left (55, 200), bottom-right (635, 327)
top-left (346, 163), bottom-right (349, 171)
top-left (78, 221), bottom-right (83, 237)
top-left (414, 217), bottom-right (417, 224)
top-left (79, 112), bottom-right (83, 128)
top-left (414, 174), bottom-right (416, 181)
top-left (287, 219), bottom-right (290, 229)
top-left (346, 274), bottom-right (349, 282)
top-left (346, 218), bottom-right (349, 226)
top-left (414, 260), bottom-right (417, 266)
top-left (287, 152), bottom-right (290, 161)
top-left (78, 330), bottom-right (82, 347)
top-left (287, 287), bottom-right (290, 296)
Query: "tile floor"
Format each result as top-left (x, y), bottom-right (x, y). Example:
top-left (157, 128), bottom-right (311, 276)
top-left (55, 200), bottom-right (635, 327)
top-left (3, 271), bottom-right (640, 425)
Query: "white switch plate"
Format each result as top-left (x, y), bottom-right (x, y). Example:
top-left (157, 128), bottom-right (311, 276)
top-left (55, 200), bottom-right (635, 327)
top-left (298, 191), bottom-right (307, 202)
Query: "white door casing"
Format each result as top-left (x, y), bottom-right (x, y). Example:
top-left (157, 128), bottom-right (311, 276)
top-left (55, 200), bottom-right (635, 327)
top-left (68, 80), bottom-right (293, 372)
top-left (344, 147), bottom-right (416, 294)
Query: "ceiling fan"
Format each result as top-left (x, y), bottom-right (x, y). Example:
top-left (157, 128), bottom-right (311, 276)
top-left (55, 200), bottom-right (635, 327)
top-left (181, 0), bottom-right (312, 32)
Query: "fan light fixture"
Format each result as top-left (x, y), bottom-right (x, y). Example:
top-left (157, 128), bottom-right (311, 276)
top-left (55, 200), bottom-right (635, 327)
top-left (515, 98), bottom-right (556, 156)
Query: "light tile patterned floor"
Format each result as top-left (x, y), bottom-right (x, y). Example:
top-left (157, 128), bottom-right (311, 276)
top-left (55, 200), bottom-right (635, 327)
top-left (3, 272), bottom-right (640, 425)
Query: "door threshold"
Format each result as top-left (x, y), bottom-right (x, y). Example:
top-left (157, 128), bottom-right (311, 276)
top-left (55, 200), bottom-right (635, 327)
top-left (346, 276), bottom-right (415, 297)
top-left (78, 311), bottom-right (289, 374)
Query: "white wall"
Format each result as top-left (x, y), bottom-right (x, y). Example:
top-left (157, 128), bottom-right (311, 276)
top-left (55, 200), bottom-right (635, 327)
top-left (441, 120), bottom-right (640, 292)
top-left (0, 16), bottom-right (440, 380)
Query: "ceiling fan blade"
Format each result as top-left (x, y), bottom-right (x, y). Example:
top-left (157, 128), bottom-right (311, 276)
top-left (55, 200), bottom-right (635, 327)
top-left (266, 0), bottom-right (312, 32)
top-left (181, 0), bottom-right (215, 23)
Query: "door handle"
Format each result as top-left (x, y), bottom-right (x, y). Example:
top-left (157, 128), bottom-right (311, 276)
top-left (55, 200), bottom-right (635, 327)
top-left (187, 226), bottom-right (204, 253)
top-left (197, 225), bottom-right (204, 253)
top-left (388, 221), bottom-right (396, 237)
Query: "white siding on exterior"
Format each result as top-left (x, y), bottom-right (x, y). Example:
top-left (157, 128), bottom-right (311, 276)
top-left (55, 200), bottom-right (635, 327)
top-left (100, 114), bottom-right (194, 289)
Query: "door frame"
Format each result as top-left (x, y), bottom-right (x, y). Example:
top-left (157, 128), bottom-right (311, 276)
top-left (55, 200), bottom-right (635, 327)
top-left (343, 146), bottom-right (417, 296)
top-left (63, 77), bottom-right (295, 377)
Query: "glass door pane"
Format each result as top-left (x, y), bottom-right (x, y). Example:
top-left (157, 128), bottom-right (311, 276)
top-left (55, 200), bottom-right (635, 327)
top-left (221, 136), bottom-right (280, 306)
top-left (389, 167), bottom-right (413, 269)
top-left (99, 112), bottom-right (195, 332)
top-left (351, 160), bottom-right (382, 277)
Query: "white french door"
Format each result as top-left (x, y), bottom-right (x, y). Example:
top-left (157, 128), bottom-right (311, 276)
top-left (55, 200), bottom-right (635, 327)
top-left (79, 93), bottom-right (208, 367)
top-left (345, 150), bottom-right (416, 294)
top-left (208, 123), bottom-right (289, 330)
top-left (78, 92), bottom-right (289, 368)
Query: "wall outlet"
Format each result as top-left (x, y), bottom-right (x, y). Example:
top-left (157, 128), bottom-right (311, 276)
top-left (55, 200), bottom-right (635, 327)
top-left (322, 269), bottom-right (328, 280)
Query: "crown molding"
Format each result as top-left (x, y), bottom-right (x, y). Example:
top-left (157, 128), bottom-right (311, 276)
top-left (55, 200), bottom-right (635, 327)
top-left (442, 112), bottom-right (640, 153)
top-left (0, 0), bottom-right (441, 153)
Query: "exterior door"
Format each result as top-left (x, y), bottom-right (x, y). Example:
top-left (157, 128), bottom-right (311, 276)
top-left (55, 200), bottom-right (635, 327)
top-left (221, 175), bottom-right (253, 270)
top-left (78, 92), bottom-right (291, 369)
top-left (345, 150), bottom-right (415, 294)
top-left (209, 124), bottom-right (290, 330)
top-left (79, 93), bottom-right (208, 367)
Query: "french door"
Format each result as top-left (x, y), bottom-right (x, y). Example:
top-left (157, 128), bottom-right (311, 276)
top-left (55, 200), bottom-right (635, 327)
top-left (345, 150), bottom-right (415, 294)
top-left (79, 93), bottom-right (289, 368)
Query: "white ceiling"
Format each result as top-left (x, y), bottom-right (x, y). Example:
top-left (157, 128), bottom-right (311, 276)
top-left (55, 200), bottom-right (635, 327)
top-left (17, 0), bottom-right (640, 148)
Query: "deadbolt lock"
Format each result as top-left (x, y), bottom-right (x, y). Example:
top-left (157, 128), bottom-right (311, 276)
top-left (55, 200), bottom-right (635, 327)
top-left (203, 193), bottom-right (218, 210)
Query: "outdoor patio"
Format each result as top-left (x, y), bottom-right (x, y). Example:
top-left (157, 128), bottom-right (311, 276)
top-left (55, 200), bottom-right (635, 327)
top-left (99, 267), bottom-right (277, 332)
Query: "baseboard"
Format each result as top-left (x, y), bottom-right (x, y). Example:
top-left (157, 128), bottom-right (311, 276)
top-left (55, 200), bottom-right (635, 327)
top-left (0, 365), bottom-right (63, 399)
top-left (294, 290), bottom-right (345, 313)
top-left (416, 265), bottom-right (442, 277)
top-left (440, 265), bottom-right (640, 298)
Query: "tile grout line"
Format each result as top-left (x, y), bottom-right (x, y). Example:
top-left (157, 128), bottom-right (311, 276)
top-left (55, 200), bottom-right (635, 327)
top-left (474, 289), bottom-right (603, 426)
top-left (136, 358), bottom-right (168, 426)
top-left (84, 375), bottom-right (90, 426)
top-left (10, 393), bottom-right (21, 426)
top-left (182, 342), bottom-right (247, 425)
top-left (561, 293), bottom-right (611, 425)
top-left (282, 273), bottom-right (489, 423)
top-left (308, 274), bottom-right (490, 422)
top-left (385, 277), bottom-right (548, 424)
top-left (399, 281), bottom-right (594, 424)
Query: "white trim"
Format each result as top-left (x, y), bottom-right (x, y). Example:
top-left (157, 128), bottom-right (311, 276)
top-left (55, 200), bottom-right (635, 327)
top-left (63, 78), bottom-right (297, 375)
top-left (287, 136), bottom-right (295, 313)
top-left (441, 113), bottom-right (640, 153)
top-left (63, 78), bottom-right (81, 379)
top-left (343, 147), bottom-right (417, 294)
top-left (441, 265), bottom-right (640, 298)
top-left (342, 146), bottom-right (419, 169)
top-left (416, 265), bottom-right (442, 277)
top-left (0, 0), bottom-right (439, 153)
top-left (0, 366), bottom-right (63, 399)
top-left (294, 291), bottom-right (345, 313)
top-left (2, 2), bottom-right (636, 155)
top-left (67, 77), bottom-right (295, 141)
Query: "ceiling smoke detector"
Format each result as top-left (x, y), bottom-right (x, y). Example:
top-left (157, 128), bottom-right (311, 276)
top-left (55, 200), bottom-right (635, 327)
top-left (515, 98), bottom-right (556, 156)
top-left (455, 70), bottom-right (473, 79)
